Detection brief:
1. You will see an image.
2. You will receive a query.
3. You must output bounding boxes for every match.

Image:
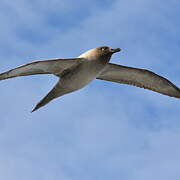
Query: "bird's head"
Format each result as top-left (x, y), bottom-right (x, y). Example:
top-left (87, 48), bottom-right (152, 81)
top-left (78, 46), bottom-right (121, 62)
top-left (96, 46), bottom-right (121, 55)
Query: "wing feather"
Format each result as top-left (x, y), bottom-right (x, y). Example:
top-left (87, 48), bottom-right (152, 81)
top-left (97, 63), bottom-right (180, 98)
top-left (0, 58), bottom-right (83, 80)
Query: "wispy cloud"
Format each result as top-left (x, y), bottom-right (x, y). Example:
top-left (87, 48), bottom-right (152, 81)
top-left (0, 0), bottom-right (180, 179)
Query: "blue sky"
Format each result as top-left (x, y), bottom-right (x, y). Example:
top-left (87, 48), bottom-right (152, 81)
top-left (0, 0), bottom-right (180, 179)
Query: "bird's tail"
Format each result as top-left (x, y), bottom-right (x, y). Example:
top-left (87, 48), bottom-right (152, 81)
top-left (31, 80), bottom-right (73, 112)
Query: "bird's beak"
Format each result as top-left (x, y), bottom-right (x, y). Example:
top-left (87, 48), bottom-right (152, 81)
top-left (111, 48), bottom-right (121, 53)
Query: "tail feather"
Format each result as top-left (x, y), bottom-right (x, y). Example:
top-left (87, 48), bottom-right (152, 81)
top-left (31, 80), bottom-right (73, 112)
top-left (31, 81), bottom-right (62, 112)
top-left (31, 95), bottom-right (53, 112)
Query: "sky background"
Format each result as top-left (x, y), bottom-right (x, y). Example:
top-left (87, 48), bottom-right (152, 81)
top-left (0, 0), bottom-right (180, 179)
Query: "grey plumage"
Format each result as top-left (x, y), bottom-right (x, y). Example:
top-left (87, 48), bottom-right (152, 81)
top-left (0, 46), bottom-right (179, 112)
top-left (97, 63), bottom-right (180, 98)
top-left (0, 58), bottom-right (82, 80)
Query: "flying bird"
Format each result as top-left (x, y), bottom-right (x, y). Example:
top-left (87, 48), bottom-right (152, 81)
top-left (0, 46), bottom-right (180, 112)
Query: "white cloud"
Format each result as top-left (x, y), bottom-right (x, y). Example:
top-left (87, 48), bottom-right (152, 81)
top-left (0, 0), bottom-right (180, 179)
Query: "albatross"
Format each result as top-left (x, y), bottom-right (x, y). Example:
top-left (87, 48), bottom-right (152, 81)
top-left (0, 46), bottom-right (179, 112)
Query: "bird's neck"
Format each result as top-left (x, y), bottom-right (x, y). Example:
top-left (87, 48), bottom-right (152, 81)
top-left (100, 54), bottom-right (112, 64)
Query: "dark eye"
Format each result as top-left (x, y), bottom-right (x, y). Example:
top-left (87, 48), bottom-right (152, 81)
top-left (101, 47), bottom-right (107, 51)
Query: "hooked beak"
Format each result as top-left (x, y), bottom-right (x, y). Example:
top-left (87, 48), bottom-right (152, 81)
top-left (111, 48), bottom-right (121, 53)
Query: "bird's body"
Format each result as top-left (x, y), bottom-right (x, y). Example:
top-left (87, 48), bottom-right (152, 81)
top-left (59, 60), bottom-right (104, 90)
top-left (0, 46), bottom-right (179, 112)
top-left (31, 48), bottom-right (114, 112)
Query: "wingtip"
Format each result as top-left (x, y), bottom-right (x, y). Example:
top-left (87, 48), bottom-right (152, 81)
top-left (0, 72), bottom-right (8, 80)
top-left (165, 83), bottom-right (180, 99)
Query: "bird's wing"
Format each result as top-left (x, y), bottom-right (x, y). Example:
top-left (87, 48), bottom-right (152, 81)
top-left (97, 63), bottom-right (180, 98)
top-left (0, 58), bottom-right (83, 80)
